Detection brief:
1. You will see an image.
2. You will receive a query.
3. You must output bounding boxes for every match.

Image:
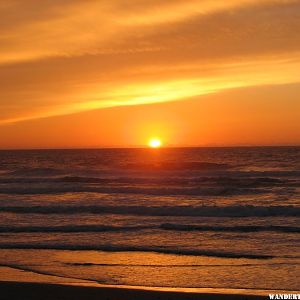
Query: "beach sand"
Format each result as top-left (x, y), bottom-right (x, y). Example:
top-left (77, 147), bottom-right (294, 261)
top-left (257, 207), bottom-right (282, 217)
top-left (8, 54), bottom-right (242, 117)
top-left (0, 281), bottom-right (267, 300)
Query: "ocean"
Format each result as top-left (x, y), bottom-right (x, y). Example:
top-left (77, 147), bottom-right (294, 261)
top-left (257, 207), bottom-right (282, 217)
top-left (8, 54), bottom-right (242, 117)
top-left (0, 147), bottom-right (299, 292)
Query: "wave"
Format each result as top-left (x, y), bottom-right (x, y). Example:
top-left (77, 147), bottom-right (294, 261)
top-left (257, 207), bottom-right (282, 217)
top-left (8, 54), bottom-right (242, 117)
top-left (159, 224), bottom-right (300, 233)
top-left (0, 185), bottom-right (275, 196)
top-left (0, 225), bottom-right (149, 233)
top-left (57, 176), bottom-right (295, 188)
top-left (65, 262), bottom-right (300, 267)
top-left (123, 161), bottom-right (231, 171)
top-left (0, 175), bottom-right (289, 187)
top-left (1, 172), bottom-right (297, 196)
top-left (0, 263), bottom-right (100, 285)
top-left (1, 205), bottom-right (299, 217)
top-left (0, 224), bottom-right (299, 233)
top-left (7, 167), bottom-right (66, 177)
top-left (2, 162), bottom-right (231, 179)
top-left (0, 243), bottom-right (274, 259)
top-left (3, 168), bottom-right (300, 179)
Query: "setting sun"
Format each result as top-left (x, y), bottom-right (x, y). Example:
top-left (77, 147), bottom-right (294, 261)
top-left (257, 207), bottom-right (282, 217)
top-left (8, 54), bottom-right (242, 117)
top-left (148, 138), bottom-right (162, 148)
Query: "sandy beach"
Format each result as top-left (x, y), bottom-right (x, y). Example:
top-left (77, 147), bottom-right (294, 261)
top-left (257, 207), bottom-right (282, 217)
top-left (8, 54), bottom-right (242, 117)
top-left (0, 281), bottom-right (267, 300)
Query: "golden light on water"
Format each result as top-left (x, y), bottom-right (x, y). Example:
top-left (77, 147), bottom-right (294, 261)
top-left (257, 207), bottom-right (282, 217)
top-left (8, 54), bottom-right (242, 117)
top-left (148, 138), bottom-right (162, 148)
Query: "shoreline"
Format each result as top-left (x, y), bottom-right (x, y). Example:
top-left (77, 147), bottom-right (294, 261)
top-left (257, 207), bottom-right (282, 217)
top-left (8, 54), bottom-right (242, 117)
top-left (0, 281), bottom-right (270, 300)
top-left (1, 265), bottom-right (299, 299)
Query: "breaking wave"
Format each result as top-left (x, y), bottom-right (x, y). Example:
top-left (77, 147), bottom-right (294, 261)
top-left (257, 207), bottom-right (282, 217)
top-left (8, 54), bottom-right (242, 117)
top-left (159, 224), bottom-right (300, 233)
top-left (123, 161), bottom-right (231, 171)
top-left (0, 243), bottom-right (274, 259)
top-left (1, 205), bottom-right (299, 217)
top-left (0, 175), bottom-right (289, 186)
top-left (0, 225), bottom-right (149, 233)
top-left (0, 224), bottom-right (299, 233)
top-left (7, 167), bottom-right (66, 177)
top-left (0, 185), bottom-right (272, 196)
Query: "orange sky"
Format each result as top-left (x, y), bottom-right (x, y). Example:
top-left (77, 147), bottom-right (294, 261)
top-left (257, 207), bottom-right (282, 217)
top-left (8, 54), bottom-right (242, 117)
top-left (0, 0), bottom-right (300, 148)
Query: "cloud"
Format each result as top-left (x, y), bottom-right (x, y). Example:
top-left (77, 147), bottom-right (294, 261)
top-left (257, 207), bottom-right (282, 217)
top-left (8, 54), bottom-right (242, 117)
top-left (1, 53), bottom-right (300, 125)
top-left (1, 82), bottom-right (300, 148)
top-left (0, 0), bottom-right (300, 125)
top-left (1, 0), bottom-right (298, 64)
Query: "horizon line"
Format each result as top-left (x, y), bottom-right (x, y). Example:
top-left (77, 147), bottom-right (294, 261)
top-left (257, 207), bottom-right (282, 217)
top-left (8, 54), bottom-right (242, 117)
top-left (0, 144), bottom-right (300, 151)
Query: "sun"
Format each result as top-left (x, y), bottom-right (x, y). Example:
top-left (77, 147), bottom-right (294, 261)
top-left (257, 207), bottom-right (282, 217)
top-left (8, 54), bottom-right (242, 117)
top-left (148, 138), bottom-right (162, 148)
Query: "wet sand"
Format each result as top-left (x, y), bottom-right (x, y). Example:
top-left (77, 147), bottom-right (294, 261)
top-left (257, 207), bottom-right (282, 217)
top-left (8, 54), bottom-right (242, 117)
top-left (0, 281), bottom-right (267, 300)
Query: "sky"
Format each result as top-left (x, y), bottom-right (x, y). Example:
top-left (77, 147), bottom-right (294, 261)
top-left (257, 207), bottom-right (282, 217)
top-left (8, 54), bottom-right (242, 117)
top-left (0, 0), bottom-right (300, 148)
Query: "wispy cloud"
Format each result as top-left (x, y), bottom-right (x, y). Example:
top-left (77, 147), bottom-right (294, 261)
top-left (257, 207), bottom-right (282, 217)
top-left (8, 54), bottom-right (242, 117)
top-left (0, 0), bottom-right (300, 125)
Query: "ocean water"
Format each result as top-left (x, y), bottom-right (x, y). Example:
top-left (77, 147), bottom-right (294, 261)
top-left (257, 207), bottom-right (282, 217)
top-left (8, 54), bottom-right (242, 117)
top-left (0, 147), bottom-right (299, 292)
